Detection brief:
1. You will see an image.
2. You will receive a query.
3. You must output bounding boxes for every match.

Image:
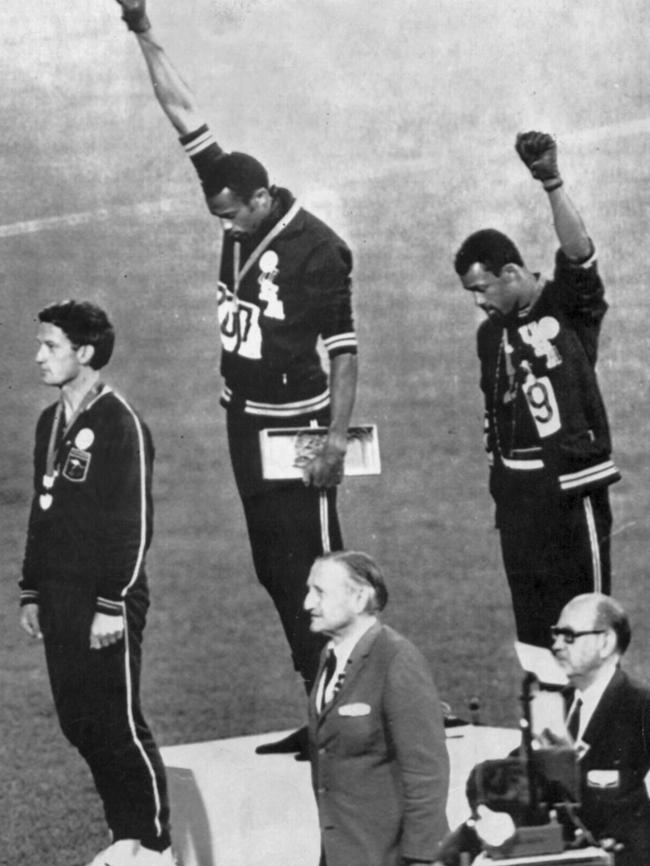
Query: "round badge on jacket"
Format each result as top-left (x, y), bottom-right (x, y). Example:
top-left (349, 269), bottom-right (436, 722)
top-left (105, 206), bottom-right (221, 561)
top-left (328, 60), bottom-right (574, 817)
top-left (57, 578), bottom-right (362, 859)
top-left (75, 428), bottom-right (95, 450)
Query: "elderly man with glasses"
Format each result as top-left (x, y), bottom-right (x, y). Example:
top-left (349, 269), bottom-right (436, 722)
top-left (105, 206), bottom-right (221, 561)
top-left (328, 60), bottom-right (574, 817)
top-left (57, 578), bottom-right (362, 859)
top-left (435, 593), bottom-right (650, 866)
top-left (547, 593), bottom-right (650, 866)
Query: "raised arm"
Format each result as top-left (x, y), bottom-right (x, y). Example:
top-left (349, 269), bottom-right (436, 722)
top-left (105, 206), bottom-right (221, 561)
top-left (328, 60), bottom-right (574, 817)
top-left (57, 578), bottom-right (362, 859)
top-left (114, 0), bottom-right (204, 136)
top-left (515, 131), bottom-right (592, 262)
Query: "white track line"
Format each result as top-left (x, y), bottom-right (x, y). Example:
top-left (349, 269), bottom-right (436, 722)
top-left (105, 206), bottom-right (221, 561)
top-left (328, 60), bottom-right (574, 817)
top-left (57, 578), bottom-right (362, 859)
top-left (0, 198), bottom-right (179, 239)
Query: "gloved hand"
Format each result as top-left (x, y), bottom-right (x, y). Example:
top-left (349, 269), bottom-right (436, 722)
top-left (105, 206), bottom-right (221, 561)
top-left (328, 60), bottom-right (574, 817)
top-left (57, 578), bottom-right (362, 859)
top-left (515, 130), bottom-right (563, 191)
top-left (114, 0), bottom-right (151, 34)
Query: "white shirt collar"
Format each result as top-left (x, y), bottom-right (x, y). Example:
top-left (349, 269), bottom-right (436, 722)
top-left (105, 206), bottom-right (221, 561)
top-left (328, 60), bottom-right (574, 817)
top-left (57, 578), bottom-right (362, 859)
top-left (317, 617), bottom-right (377, 710)
top-left (572, 659), bottom-right (618, 740)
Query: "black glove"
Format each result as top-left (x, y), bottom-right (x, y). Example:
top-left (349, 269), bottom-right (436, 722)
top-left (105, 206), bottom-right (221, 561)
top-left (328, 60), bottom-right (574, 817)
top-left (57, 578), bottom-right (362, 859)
top-left (115, 0), bottom-right (151, 34)
top-left (515, 131), bottom-right (563, 191)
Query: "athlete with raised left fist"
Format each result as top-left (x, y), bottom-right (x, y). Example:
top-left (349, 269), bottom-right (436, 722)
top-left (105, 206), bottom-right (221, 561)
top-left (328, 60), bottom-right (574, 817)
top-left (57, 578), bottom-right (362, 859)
top-left (454, 131), bottom-right (620, 648)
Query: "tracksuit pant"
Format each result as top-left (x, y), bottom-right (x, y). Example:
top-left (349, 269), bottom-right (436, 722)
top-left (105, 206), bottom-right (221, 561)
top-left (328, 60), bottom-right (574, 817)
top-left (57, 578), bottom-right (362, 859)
top-left (227, 408), bottom-right (343, 694)
top-left (496, 485), bottom-right (612, 648)
top-left (38, 575), bottom-right (170, 850)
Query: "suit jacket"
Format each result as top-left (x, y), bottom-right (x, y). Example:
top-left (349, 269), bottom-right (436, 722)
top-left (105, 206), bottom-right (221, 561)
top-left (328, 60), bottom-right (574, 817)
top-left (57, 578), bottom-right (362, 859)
top-left (308, 622), bottom-right (450, 866)
top-left (574, 668), bottom-right (650, 866)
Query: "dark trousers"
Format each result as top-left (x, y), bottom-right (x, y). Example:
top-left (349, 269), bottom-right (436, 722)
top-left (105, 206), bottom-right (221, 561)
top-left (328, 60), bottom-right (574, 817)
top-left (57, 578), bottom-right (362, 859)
top-left (242, 485), bottom-right (342, 692)
top-left (39, 577), bottom-right (170, 850)
top-left (228, 409), bottom-right (343, 693)
top-left (497, 486), bottom-right (612, 647)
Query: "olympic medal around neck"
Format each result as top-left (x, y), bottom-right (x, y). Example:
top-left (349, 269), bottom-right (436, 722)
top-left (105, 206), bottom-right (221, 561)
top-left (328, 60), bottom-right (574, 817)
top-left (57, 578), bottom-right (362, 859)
top-left (39, 472), bottom-right (56, 511)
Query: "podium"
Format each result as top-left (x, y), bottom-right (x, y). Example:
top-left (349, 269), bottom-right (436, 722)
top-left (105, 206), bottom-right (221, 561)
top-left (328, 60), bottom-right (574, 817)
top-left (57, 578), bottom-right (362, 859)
top-left (160, 725), bottom-right (522, 866)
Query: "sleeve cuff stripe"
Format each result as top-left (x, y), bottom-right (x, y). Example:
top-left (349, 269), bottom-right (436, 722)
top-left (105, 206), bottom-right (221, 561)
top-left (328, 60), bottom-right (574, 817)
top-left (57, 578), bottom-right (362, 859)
top-left (326, 343), bottom-right (358, 355)
top-left (329, 346), bottom-right (358, 359)
top-left (577, 252), bottom-right (597, 269)
top-left (96, 597), bottom-right (124, 614)
top-left (323, 332), bottom-right (357, 348)
top-left (178, 123), bottom-right (208, 145)
top-left (183, 130), bottom-right (220, 157)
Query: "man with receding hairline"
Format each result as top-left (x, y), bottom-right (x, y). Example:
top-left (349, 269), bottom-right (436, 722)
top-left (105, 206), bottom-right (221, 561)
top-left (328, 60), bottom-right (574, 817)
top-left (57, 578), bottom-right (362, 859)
top-left (434, 594), bottom-right (650, 866)
top-left (550, 592), bottom-right (650, 865)
top-left (111, 0), bottom-right (358, 755)
top-left (304, 551), bottom-right (449, 866)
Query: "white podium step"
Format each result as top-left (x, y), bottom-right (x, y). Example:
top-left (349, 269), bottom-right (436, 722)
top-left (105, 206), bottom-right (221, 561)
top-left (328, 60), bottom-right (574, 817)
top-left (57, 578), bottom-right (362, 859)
top-left (161, 725), bottom-right (522, 866)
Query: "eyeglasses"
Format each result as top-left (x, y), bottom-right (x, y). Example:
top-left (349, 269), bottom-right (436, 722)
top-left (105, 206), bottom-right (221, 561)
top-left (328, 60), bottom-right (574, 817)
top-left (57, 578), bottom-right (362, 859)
top-left (550, 626), bottom-right (606, 645)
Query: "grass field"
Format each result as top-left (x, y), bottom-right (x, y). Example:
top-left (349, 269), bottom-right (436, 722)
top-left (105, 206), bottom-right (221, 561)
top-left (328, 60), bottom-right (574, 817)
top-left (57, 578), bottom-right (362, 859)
top-left (2, 1), bottom-right (650, 863)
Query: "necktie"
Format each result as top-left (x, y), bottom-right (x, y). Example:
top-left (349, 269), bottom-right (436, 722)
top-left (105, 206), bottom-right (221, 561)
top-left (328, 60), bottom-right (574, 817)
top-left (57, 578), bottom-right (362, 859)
top-left (319, 649), bottom-right (337, 710)
top-left (567, 697), bottom-right (582, 742)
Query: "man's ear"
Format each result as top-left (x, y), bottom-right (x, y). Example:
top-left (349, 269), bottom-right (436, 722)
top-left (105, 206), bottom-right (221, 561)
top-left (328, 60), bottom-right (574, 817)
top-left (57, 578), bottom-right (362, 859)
top-left (251, 187), bottom-right (272, 213)
top-left (353, 584), bottom-right (372, 615)
top-left (499, 263), bottom-right (520, 282)
top-left (76, 344), bottom-right (95, 367)
top-left (600, 629), bottom-right (618, 660)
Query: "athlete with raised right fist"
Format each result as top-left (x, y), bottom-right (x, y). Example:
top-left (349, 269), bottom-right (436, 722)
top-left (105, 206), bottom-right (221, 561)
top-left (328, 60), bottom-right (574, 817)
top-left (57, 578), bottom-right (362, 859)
top-left (111, 0), bottom-right (358, 758)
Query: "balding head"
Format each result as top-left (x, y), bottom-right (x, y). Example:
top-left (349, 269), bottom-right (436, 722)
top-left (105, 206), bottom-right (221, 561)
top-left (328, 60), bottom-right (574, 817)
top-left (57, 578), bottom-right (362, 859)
top-left (551, 593), bottom-right (630, 690)
top-left (564, 594), bottom-right (631, 654)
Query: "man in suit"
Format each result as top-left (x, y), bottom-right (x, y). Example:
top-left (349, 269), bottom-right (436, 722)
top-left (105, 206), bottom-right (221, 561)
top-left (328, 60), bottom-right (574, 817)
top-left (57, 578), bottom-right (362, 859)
top-left (304, 551), bottom-right (450, 866)
top-left (434, 594), bottom-right (650, 865)
top-left (550, 593), bottom-right (650, 865)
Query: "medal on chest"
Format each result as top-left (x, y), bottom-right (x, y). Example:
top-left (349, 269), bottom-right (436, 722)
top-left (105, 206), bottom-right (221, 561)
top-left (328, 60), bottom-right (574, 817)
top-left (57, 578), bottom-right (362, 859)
top-left (38, 390), bottom-right (99, 510)
top-left (257, 250), bottom-right (285, 320)
top-left (39, 473), bottom-right (56, 511)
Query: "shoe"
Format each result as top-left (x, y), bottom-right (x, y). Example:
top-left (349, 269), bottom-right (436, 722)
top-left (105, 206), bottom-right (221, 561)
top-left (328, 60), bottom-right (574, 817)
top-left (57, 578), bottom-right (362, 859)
top-left (255, 726), bottom-right (309, 755)
top-left (135, 847), bottom-right (177, 866)
top-left (87, 840), bottom-right (140, 866)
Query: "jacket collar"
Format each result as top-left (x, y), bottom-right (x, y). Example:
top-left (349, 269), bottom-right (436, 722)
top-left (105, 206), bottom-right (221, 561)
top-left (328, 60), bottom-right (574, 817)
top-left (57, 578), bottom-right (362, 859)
top-left (315, 621), bottom-right (383, 722)
top-left (580, 667), bottom-right (627, 747)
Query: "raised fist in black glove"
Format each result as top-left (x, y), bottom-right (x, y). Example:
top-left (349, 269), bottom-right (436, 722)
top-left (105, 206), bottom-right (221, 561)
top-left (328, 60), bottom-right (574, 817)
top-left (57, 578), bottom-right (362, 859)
top-left (515, 131), bottom-right (563, 191)
top-left (115, 0), bottom-right (151, 34)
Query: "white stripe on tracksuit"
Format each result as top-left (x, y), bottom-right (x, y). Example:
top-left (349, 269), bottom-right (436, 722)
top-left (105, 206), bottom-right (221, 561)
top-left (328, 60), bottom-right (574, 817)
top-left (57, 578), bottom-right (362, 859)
top-left (114, 394), bottom-right (164, 839)
top-left (583, 495), bottom-right (602, 593)
top-left (319, 490), bottom-right (332, 554)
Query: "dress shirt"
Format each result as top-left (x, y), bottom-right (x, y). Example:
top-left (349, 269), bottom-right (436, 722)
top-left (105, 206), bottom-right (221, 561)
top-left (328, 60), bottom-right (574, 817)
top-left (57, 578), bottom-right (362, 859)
top-left (569, 659), bottom-right (618, 742)
top-left (316, 616), bottom-right (377, 710)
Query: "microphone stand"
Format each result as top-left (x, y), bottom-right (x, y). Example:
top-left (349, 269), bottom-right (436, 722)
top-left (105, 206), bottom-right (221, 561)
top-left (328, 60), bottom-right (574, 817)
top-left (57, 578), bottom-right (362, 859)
top-left (519, 671), bottom-right (540, 824)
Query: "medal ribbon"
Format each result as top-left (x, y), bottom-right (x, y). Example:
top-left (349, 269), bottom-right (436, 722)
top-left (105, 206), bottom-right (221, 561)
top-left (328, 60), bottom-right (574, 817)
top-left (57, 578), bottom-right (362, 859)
top-left (42, 383), bottom-right (103, 490)
top-left (232, 200), bottom-right (301, 297)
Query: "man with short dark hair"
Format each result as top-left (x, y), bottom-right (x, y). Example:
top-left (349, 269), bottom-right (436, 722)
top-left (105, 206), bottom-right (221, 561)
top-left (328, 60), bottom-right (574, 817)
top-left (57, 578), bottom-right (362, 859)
top-left (20, 301), bottom-right (173, 866)
top-left (111, 2), bottom-right (358, 753)
top-left (454, 132), bottom-right (620, 647)
top-left (304, 551), bottom-right (450, 866)
top-left (549, 593), bottom-right (650, 865)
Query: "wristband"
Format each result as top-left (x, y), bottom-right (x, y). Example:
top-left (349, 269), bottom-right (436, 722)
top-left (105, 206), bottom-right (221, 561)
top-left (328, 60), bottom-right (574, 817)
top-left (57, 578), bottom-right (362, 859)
top-left (543, 178), bottom-right (564, 192)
